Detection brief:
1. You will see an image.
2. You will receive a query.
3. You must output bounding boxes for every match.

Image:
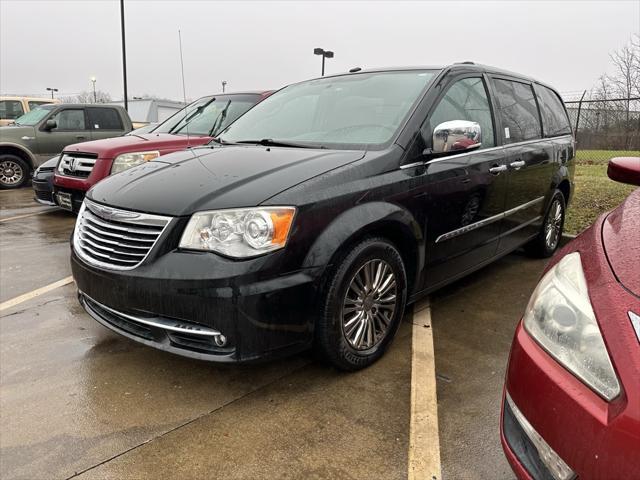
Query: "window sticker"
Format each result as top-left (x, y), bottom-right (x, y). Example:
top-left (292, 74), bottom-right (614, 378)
top-left (504, 127), bottom-right (510, 139)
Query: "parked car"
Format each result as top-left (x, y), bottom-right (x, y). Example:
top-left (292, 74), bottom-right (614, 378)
top-left (53, 92), bottom-right (270, 212)
top-left (32, 156), bottom-right (59, 205)
top-left (0, 103), bottom-right (132, 189)
top-left (0, 96), bottom-right (60, 127)
top-left (501, 157), bottom-right (640, 480)
top-left (70, 63), bottom-right (575, 369)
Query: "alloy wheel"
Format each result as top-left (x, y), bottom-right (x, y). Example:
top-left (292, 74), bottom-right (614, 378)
top-left (341, 259), bottom-right (397, 351)
top-left (544, 199), bottom-right (563, 251)
top-left (0, 160), bottom-right (24, 187)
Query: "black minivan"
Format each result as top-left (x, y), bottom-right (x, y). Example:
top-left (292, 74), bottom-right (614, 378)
top-left (71, 63), bottom-right (574, 370)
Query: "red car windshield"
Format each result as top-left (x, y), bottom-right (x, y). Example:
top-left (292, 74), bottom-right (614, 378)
top-left (153, 94), bottom-right (260, 137)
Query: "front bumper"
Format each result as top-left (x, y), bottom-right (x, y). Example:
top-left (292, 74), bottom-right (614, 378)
top-left (32, 174), bottom-right (54, 205)
top-left (71, 247), bottom-right (324, 363)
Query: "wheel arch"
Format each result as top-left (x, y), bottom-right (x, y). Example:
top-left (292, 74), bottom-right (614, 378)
top-left (0, 143), bottom-right (37, 169)
top-left (303, 202), bottom-right (424, 295)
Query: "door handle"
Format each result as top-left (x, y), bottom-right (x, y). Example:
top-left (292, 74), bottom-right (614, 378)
top-left (489, 164), bottom-right (507, 175)
top-left (509, 160), bottom-right (526, 170)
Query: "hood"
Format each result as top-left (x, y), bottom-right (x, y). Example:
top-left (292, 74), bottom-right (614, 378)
top-left (602, 188), bottom-right (640, 297)
top-left (0, 125), bottom-right (36, 143)
top-left (63, 133), bottom-right (211, 159)
top-left (88, 145), bottom-right (365, 216)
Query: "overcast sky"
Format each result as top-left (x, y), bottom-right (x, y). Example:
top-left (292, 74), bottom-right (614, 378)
top-left (1, 0), bottom-right (638, 102)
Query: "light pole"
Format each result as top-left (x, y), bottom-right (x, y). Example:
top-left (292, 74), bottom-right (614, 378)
top-left (221, 80), bottom-right (227, 93)
top-left (91, 77), bottom-right (97, 103)
top-left (120, 0), bottom-right (128, 111)
top-left (313, 47), bottom-right (334, 76)
top-left (46, 87), bottom-right (58, 99)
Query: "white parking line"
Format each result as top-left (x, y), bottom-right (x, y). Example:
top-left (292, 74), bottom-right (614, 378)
top-left (0, 209), bottom-right (56, 223)
top-left (408, 298), bottom-right (442, 480)
top-left (0, 276), bottom-right (74, 313)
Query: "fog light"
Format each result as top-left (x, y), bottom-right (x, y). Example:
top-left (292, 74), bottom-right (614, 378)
top-left (506, 393), bottom-right (575, 480)
top-left (214, 334), bottom-right (227, 347)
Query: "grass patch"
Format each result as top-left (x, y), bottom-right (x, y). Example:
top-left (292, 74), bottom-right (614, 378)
top-left (565, 150), bottom-right (638, 235)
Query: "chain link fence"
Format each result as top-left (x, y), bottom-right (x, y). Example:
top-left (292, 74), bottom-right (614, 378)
top-left (564, 96), bottom-right (640, 163)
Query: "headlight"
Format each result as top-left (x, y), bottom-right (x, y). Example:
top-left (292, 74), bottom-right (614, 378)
top-left (110, 151), bottom-right (160, 175)
top-left (179, 207), bottom-right (296, 258)
top-left (523, 252), bottom-right (621, 401)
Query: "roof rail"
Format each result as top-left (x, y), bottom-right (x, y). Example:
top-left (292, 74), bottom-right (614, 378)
top-left (455, 61), bottom-right (476, 65)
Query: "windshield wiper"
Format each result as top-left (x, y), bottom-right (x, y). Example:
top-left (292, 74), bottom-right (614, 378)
top-left (235, 138), bottom-right (323, 149)
top-left (169, 96), bottom-right (217, 135)
top-left (208, 137), bottom-right (235, 146)
top-left (208, 100), bottom-right (231, 137)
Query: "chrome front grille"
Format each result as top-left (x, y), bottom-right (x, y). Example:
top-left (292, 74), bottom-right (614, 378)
top-left (57, 153), bottom-right (98, 178)
top-left (73, 200), bottom-right (172, 270)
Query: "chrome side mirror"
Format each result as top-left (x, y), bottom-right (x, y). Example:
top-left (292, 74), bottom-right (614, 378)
top-left (432, 120), bottom-right (481, 154)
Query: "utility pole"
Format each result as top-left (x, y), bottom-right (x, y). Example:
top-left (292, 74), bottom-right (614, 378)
top-left (120, 0), bottom-right (128, 111)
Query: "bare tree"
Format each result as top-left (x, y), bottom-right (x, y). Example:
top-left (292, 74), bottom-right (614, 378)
top-left (608, 36), bottom-right (640, 148)
top-left (60, 90), bottom-right (112, 104)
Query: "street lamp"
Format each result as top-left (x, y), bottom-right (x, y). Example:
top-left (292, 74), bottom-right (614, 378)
top-left (313, 47), bottom-right (334, 76)
top-left (222, 80), bottom-right (227, 93)
top-left (90, 77), bottom-right (97, 103)
top-left (46, 87), bottom-right (58, 99)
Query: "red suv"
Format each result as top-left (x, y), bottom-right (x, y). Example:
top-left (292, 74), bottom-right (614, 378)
top-left (501, 157), bottom-right (640, 479)
top-left (53, 91), bottom-right (270, 212)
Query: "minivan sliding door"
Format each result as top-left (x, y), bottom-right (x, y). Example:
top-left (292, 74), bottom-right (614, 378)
top-left (490, 77), bottom-right (554, 254)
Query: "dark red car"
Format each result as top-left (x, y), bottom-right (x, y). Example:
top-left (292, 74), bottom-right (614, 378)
top-left (501, 157), bottom-right (640, 480)
top-left (53, 91), bottom-right (271, 212)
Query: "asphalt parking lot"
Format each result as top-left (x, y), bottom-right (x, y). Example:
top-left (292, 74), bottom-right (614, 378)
top-left (1, 187), bottom-right (552, 479)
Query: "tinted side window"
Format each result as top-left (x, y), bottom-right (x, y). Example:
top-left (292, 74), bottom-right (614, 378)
top-left (425, 77), bottom-right (495, 149)
top-left (493, 79), bottom-right (541, 143)
top-left (535, 86), bottom-right (571, 137)
top-left (52, 109), bottom-right (87, 130)
top-left (88, 108), bottom-right (123, 130)
top-left (0, 100), bottom-right (25, 119)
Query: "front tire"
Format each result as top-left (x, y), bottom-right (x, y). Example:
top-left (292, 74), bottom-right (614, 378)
top-left (525, 190), bottom-right (565, 258)
top-left (0, 154), bottom-right (30, 189)
top-left (315, 237), bottom-right (407, 371)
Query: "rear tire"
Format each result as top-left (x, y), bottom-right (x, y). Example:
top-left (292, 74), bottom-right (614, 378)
top-left (525, 190), bottom-right (565, 258)
top-left (315, 237), bottom-right (407, 371)
top-left (0, 154), bottom-right (30, 189)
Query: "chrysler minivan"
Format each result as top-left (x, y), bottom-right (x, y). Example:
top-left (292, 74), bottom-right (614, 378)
top-left (71, 63), bottom-right (575, 370)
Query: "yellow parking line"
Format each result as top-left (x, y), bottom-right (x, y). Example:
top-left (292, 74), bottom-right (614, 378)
top-left (0, 276), bottom-right (74, 312)
top-left (0, 209), bottom-right (56, 223)
top-left (408, 298), bottom-right (442, 480)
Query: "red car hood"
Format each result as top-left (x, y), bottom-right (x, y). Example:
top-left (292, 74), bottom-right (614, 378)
top-left (602, 188), bottom-right (640, 297)
top-left (63, 133), bottom-right (211, 159)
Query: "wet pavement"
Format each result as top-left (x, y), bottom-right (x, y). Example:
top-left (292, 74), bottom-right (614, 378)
top-left (0, 187), bottom-right (550, 479)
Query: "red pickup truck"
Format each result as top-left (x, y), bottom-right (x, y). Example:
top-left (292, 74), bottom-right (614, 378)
top-left (53, 91), bottom-right (270, 212)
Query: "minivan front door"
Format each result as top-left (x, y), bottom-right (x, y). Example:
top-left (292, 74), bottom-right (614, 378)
top-left (490, 77), bottom-right (553, 253)
top-left (412, 75), bottom-right (508, 290)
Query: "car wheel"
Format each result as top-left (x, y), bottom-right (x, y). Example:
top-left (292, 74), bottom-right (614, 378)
top-left (316, 237), bottom-right (407, 371)
top-left (0, 154), bottom-right (30, 189)
top-left (525, 190), bottom-right (566, 258)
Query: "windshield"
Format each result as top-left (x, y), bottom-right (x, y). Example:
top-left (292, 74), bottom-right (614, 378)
top-left (219, 70), bottom-right (439, 149)
top-left (13, 104), bottom-right (56, 126)
top-left (154, 94), bottom-right (259, 137)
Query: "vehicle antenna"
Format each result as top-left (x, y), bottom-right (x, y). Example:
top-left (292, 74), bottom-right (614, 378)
top-left (178, 29), bottom-right (191, 149)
